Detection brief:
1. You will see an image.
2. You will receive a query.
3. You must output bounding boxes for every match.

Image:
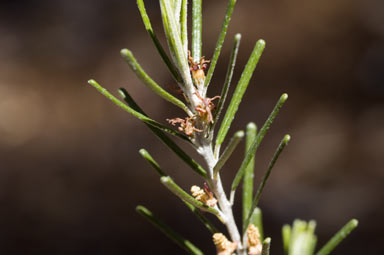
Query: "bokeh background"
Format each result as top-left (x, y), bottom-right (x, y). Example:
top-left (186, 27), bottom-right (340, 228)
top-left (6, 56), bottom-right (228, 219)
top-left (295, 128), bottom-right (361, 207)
top-left (0, 0), bottom-right (383, 254)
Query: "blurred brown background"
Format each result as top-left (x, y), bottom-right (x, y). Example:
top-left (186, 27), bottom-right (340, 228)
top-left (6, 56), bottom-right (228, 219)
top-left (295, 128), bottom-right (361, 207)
top-left (0, 0), bottom-right (383, 254)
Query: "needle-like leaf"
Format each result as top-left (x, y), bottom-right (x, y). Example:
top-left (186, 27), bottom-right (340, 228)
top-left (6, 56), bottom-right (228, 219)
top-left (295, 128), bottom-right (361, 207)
top-left (243, 134), bottom-right (291, 232)
top-left (161, 176), bottom-right (222, 219)
top-left (121, 49), bottom-right (192, 116)
top-left (180, 0), bottom-right (188, 53)
top-left (213, 33), bottom-right (241, 125)
top-left (231, 93), bottom-right (288, 193)
top-left (118, 88), bottom-right (207, 178)
top-left (205, 0), bottom-right (237, 88)
top-left (214, 130), bottom-right (244, 179)
top-left (139, 149), bottom-right (218, 233)
top-left (316, 219), bottom-right (358, 255)
top-left (88, 79), bottom-right (190, 142)
top-left (139, 148), bottom-right (167, 176)
top-left (282, 224), bottom-right (291, 255)
top-left (242, 122), bottom-right (257, 228)
top-left (136, 205), bottom-right (203, 255)
top-left (136, 0), bottom-right (182, 83)
top-left (191, 0), bottom-right (202, 61)
top-left (261, 237), bottom-right (271, 255)
top-left (173, 0), bottom-right (182, 26)
top-left (160, 0), bottom-right (195, 95)
top-left (215, 39), bottom-right (265, 148)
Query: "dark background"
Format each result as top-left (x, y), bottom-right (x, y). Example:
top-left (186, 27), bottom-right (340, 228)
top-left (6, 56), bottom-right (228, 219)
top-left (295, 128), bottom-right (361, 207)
top-left (0, 0), bottom-right (383, 254)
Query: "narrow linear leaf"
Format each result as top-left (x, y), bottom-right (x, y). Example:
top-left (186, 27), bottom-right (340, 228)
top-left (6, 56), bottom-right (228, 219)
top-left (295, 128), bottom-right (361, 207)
top-left (214, 130), bottom-right (244, 178)
top-left (173, 0), bottom-right (182, 26)
top-left (316, 219), bottom-right (358, 255)
top-left (192, 0), bottom-right (202, 61)
top-left (205, 0), bottom-right (237, 88)
top-left (136, 205), bottom-right (203, 255)
top-left (160, 0), bottom-right (195, 95)
top-left (249, 207), bottom-right (263, 241)
top-left (282, 224), bottom-right (291, 255)
top-left (243, 134), bottom-right (291, 232)
top-left (139, 149), bottom-right (167, 176)
top-left (136, 0), bottom-right (182, 82)
top-left (118, 88), bottom-right (207, 178)
top-left (213, 33), bottom-right (241, 125)
top-left (216, 39), bottom-right (266, 147)
top-left (261, 237), bottom-right (271, 255)
top-left (183, 201), bottom-right (219, 234)
top-left (231, 93), bottom-right (288, 192)
top-left (88, 79), bottom-right (189, 142)
top-left (138, 149), bottom-right (217, 233)
top-left (160, 176), bottom-right (221, 217)
top-left (180, 0), bottom-right (188, 53)
top-left (242, 122), bottom-right (257, 228)
top-left (121, 49), bottom-right (191, 115)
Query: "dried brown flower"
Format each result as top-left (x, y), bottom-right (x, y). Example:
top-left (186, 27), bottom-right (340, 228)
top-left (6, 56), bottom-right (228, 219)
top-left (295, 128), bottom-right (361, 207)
top-left (188, 50), bottom-right (210, 84)
top-left (167, 117), bottom-right (202, 136)
top-left (195, 91), bottom-right (220, 123)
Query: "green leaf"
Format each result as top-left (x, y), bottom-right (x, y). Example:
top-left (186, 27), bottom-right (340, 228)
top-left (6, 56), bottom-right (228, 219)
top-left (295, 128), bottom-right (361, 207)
top-left (316, 219), bottom-right (358, 255)
top-left (136, 0), bottom-right (182, 82)
top-left (191, 0), bottom-right (202, 62)
top-left (213, 33), bottom-right (241, 125)
top-left (215, 39), bottom-right (266, 148)
top-left (120, 49), bottom-right (191, 115)
top-left (249, 207), bottom-right (264, 241)
top-left (160, 176), bottom-right (222, 219)
top-left (173, 0), bottom-right (182, 25)
top-left (139, 149), bottom-right (167, 176)
top-left (282, 224), bottom-right (291, 255)
top-left (213, 130), bottom-right (244, 179)
top-left (138, 149), bottom-right (217, 233)
top-left (160, 0), bottom-right (195, 95)
top-left (231, 93), bottom-right (288, 193)
top-left (118, 88), bottom-right (207, 178)
top-left (205, 0), bottom-right (237, 88)
top-left (88, 79), bottom-right (190, 142)
top-left (243, 134), bottom-right (291, 232)
top-left (242, 122), bottom-right (257, 228)
top-left (183, 201), bottom-right (219, 234)
top-left (180, 0), bottom-right (188, 53)
top-left (261, 237), bottom-right (271, 255)
top-left (136, 205), bottom-right (203, 255)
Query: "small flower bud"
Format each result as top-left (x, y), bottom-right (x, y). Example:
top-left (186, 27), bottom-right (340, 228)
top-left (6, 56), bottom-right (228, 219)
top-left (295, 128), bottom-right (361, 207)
top-left (213, 233), bottom-right (237, 255)
top-left (247, 224), bottom-right (262, 255)
top-left (190, 185), bottom-right (217, 207)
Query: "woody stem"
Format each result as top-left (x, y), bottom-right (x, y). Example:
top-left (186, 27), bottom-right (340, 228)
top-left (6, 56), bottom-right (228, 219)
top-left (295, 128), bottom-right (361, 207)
top-left (199, 143), bottom-right (245, 255)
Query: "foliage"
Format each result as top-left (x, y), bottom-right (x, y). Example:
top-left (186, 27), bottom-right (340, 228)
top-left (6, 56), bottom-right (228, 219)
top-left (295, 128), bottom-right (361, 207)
top-left (88, 1), bottom-right (357, 254)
